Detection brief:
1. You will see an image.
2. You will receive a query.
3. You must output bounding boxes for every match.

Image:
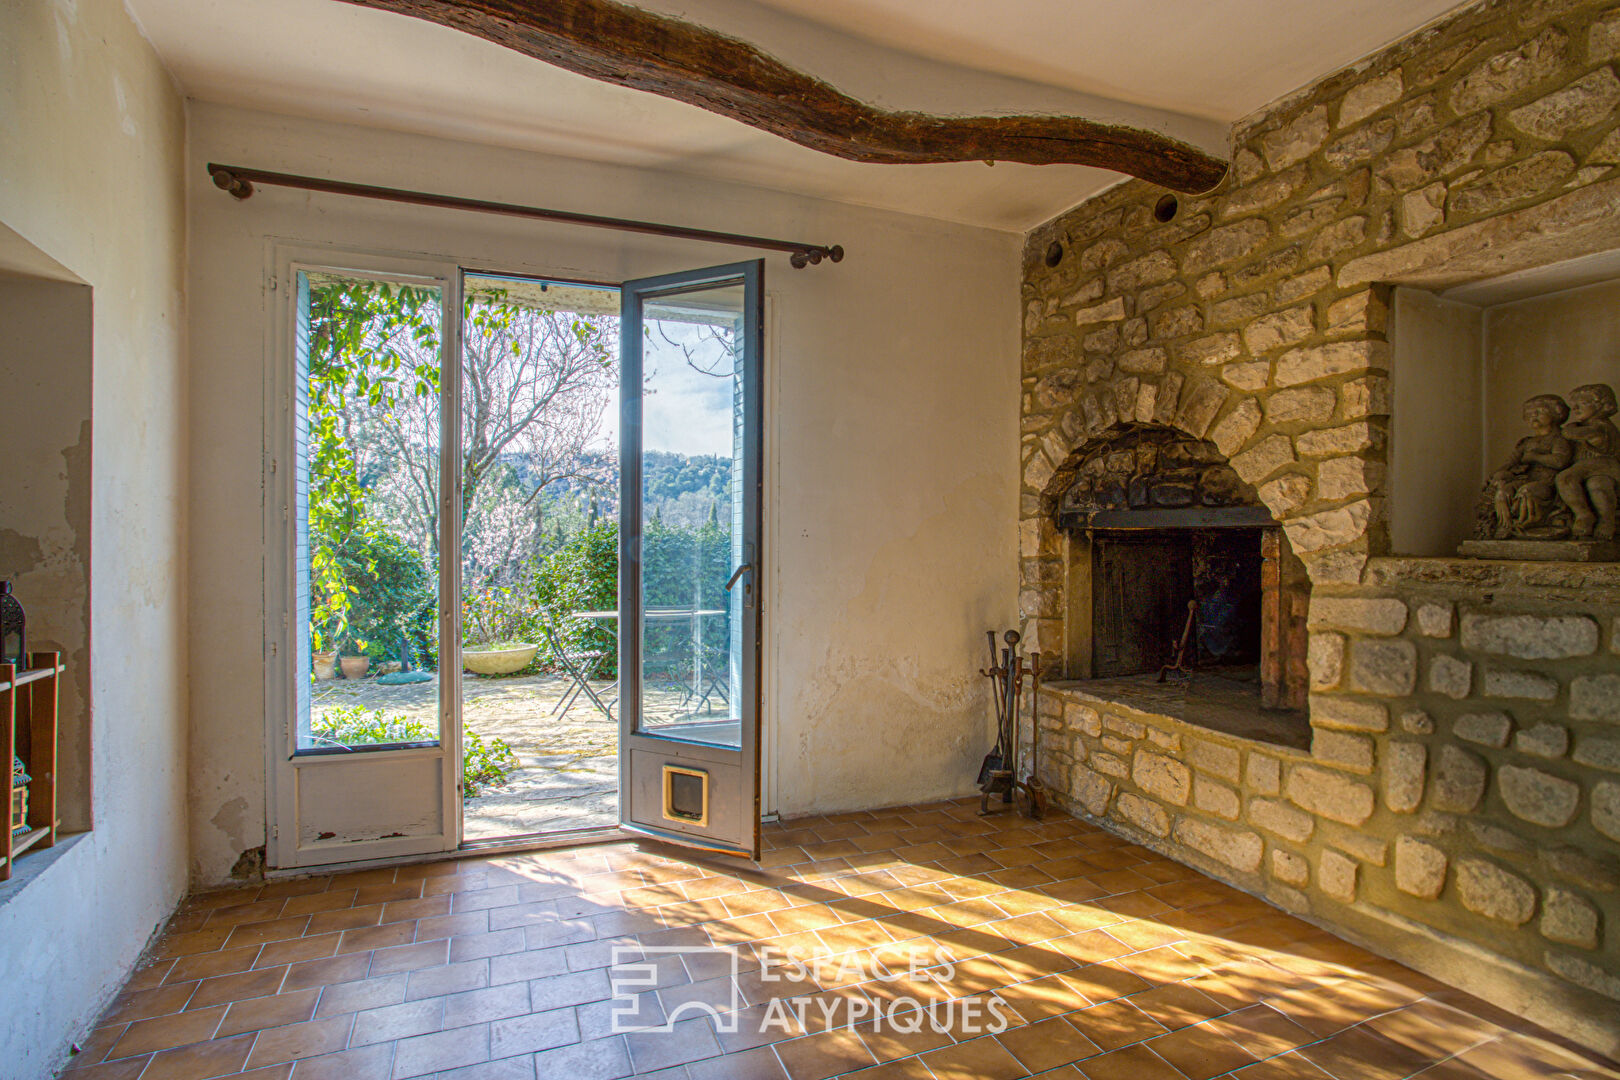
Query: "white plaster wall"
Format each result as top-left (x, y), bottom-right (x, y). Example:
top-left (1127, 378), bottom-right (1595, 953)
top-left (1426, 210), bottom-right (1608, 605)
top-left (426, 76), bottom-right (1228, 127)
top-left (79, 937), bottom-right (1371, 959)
top-left (186, 104), bottom-right (1020, 884)
top-left (0, 1), bottom-right (190, 1075)
top-left (1390, 287), bottom-right (1484, 557)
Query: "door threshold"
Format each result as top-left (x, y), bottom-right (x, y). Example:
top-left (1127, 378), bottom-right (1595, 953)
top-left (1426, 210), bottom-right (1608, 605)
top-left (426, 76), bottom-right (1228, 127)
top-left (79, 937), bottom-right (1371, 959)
top-left (459, 825), bottom-right (625, 855)
top-left (264, 827), bottom-right (629, 880)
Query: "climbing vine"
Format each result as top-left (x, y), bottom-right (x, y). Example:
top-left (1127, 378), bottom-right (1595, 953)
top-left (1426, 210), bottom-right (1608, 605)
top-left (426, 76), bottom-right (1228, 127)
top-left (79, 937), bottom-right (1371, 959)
top-left (305, 276), bottom-right (440, 651)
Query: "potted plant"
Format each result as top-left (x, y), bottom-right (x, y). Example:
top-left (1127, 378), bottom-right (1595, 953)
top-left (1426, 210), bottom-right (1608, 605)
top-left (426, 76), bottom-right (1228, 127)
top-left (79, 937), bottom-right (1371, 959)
top-left (312, 649), bottom-right (340, 681)
top-left (310, 625), bottom-right (339, 681)
top-left (338, 630), bottom-right (371, 680)
top-left (463, 641), bottom-right (540, 675)
top-left (462, 583), bottom-right (539, 676)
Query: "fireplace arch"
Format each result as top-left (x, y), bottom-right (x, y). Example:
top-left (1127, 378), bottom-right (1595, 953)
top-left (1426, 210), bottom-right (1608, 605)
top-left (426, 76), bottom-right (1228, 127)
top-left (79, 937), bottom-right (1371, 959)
top-left (1037, 423), bottom-right (1311, 730)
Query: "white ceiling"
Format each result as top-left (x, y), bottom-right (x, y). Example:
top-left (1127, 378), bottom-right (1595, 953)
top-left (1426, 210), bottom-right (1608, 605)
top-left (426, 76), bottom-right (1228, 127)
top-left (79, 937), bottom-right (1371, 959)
top-left (127, 0), bottom-right (1470, 231)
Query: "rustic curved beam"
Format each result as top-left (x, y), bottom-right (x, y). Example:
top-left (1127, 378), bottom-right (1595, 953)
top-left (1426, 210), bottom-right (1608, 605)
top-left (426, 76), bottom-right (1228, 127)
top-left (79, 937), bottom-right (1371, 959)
top-left (338, 0), bottom-right (1229, 194)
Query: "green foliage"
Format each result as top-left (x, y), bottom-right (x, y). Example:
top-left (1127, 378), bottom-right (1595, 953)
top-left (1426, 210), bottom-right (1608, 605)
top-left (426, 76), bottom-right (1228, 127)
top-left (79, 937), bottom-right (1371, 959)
top-left (462, 725), bottom-right (521, 796)
top-left (306, 277), bottom-right (440, 651)
top-left (529, 515), bottom-right (735, 679)
top-left (533, 520), bottom-right (618, 675)
top-left (642, 517), bottom-right (733, 680)
top-left (642, 451), bottom-right (729, 505)
top-left (332, 531), bottom-right (434, 660)
top-left (643, 516), bottom-right (732, 610)
top-left (310, 705), bottom-right (518, 795)
top-left (462, 582), bottom-right (540, 653)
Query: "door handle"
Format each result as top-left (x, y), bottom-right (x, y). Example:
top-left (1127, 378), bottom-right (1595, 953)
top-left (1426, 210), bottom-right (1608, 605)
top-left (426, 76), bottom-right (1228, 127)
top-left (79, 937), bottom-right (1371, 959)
top-left (724, 563), bottom-right (753, 592)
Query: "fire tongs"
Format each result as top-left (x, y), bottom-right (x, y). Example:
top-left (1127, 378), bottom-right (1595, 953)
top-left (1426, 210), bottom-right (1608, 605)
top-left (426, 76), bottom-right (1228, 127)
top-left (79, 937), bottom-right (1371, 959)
top-left (1158, 599), bottom-right (1199, 683)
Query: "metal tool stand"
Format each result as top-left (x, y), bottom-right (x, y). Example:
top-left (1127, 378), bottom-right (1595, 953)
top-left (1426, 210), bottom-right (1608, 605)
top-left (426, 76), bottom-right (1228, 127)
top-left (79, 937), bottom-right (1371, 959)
top-left (978, 630), bottom-right (1020, 815)
top-left (1158, 599), bottom-right (1200, 683)
top-left (1017, 652), bottom-right (1049, 820)
top-left (978, 631), bottom-right (1049, 818)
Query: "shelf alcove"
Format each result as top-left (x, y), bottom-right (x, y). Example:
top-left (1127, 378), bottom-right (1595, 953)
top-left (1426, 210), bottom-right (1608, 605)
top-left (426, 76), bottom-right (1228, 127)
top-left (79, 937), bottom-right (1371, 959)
top-left (1390, 249), bottom-right (1620, 558)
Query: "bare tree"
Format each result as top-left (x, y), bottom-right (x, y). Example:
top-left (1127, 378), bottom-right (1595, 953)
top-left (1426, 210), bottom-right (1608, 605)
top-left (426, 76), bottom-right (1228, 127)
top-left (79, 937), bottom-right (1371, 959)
top-left (350, 295), bottom-right (617, 582)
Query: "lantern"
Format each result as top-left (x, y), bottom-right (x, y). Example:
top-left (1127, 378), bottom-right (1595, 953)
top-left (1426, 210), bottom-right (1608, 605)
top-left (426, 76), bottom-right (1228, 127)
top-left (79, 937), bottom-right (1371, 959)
top-left (0, 581), bottom-right (24, 668)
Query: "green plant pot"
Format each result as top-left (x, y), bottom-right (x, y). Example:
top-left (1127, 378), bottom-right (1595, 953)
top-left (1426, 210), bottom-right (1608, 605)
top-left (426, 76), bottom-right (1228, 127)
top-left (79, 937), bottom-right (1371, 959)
top-left (463, 644), bottom-right (538, 675)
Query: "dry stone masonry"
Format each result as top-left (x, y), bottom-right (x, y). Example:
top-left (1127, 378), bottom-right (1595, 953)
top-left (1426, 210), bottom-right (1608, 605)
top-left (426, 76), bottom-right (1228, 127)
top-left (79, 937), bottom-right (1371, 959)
top-left (1020, 0), bottom-right (1620, 1055)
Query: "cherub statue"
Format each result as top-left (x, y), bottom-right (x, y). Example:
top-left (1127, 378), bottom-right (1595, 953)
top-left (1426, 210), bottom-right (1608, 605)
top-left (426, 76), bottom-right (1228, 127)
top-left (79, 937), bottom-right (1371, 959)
top-left (1486, 394), bottom-right (1574, 539)
top-left (1556, 382), bottom-right (1620, 541)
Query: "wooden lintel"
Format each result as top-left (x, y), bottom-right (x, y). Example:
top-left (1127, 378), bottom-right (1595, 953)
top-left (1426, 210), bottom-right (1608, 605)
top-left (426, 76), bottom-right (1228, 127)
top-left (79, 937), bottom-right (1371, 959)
top-left (339, 0), bottom-right (1229, 194)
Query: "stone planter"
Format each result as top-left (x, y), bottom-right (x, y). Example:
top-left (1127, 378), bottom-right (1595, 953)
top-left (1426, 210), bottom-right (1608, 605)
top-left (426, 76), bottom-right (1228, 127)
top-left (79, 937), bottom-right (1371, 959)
top-left (339, 655), bottom-right (370, 680)
top-left (463, 644), bottom-right (539, 675)
top-left (312, 650), bottom-right (338, 681)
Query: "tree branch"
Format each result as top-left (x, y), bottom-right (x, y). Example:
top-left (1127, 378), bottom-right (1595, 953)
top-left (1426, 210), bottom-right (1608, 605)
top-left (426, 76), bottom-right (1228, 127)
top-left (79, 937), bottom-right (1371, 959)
top-left (340, 0), bottom-right (1227, 193)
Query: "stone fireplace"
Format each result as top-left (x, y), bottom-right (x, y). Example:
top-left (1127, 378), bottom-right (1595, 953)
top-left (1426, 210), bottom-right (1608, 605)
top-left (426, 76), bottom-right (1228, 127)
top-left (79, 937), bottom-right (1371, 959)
top-left (1048, 423), bottom-right (1310, 719)
top-left (1015, 0), bottom-right (1620, 1056)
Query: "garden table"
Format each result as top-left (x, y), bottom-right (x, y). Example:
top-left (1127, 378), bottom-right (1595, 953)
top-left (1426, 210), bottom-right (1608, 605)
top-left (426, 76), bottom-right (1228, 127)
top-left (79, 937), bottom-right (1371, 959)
top-left (570, 608), bottom-right (727, 716)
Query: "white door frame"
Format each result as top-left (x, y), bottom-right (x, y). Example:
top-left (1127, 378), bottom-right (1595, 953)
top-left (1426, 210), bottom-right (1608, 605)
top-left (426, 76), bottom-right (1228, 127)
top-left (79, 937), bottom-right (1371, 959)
top-left (262, 240), bottom-right (782, 867)
top-left (263, 242), bottom-right (463, 868)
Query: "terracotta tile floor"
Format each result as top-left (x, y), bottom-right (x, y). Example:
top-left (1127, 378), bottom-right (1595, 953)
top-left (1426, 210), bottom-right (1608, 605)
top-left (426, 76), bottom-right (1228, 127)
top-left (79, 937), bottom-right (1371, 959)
top-left (64, 799), bottom-right (1620, 1080)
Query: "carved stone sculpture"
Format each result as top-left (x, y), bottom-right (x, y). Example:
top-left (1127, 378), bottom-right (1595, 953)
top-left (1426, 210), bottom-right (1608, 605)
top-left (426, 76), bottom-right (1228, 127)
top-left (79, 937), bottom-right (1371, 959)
top-left (1484, 394), bottom-right (1574, 539)
top-left (1557, 383), bottom-right (1620, 541)
top-left (1464, 383), bottom-right (1620, 561)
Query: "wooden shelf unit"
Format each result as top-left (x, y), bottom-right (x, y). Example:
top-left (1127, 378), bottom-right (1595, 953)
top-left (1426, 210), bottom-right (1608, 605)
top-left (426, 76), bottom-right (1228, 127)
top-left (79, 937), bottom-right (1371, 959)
top-left (1, 652), bottom-right (61, 880)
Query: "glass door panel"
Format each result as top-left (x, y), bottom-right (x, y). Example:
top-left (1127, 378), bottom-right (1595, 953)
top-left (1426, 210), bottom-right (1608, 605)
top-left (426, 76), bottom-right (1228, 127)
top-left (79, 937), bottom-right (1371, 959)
top-left (619, 262), bottom-right (762, 857)
top-left (637, 282), bottom-right (745, 748)
top-left (297, 272), bottom-right (443, 753)
top-left (271, 262), bottom-right (458, 869)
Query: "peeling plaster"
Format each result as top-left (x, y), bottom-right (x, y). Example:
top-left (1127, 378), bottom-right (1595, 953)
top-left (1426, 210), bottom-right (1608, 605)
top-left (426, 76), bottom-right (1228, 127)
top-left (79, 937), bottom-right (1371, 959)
top-left (0, 530), bottom-right (45, 571)
top-left (780, 472), bottom-right (1009, 813)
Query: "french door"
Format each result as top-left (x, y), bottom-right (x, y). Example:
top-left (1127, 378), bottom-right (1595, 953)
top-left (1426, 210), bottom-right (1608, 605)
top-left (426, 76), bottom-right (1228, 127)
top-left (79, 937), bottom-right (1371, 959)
top-left (268, 255), bottom-right (463, 869)
top-left (267, 251), bottom-right (763, 868)
top-left (617, 261), bottom-right (764, 858)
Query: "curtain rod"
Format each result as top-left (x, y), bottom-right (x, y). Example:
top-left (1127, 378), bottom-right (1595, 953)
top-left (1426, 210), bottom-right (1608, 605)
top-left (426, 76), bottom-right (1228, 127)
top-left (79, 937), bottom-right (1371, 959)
top-left (206, 163), bottom-right (844, 269)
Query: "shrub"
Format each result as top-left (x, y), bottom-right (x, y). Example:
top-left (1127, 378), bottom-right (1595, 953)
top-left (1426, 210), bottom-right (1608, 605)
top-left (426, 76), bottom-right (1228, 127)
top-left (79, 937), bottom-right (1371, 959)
top-left (530, 517), bottom-right (737, 679)
top-left (533, 520), bottom-right (618, 675)
top-left (462, 580), bottom-right (539, 650)
top-left (309, 705), bottom-right (518, 796)
top-left (327, 531), bottom-right (435, 663)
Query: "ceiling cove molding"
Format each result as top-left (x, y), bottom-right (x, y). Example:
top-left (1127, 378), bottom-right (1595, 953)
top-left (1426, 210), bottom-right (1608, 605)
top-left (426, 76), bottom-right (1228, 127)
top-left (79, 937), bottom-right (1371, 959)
top-left (338, 0), bottom-right (1230, 194)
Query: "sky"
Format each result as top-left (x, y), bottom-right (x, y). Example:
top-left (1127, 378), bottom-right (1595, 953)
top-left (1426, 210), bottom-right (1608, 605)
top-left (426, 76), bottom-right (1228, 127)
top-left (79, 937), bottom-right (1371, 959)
top-left (592, 316), bottom-right (739, 460)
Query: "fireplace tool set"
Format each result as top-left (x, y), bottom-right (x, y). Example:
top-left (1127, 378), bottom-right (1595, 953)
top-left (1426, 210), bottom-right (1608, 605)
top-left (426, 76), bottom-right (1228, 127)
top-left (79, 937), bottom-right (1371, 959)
top-left (977, 630), bottom-right (1048, 819)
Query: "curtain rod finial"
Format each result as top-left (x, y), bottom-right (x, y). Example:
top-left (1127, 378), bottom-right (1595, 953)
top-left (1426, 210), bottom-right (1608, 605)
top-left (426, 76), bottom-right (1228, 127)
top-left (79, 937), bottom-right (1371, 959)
top-left (789, 244), bottom-right (843, 269)
top-left (209, 165), bottom-right (254, 200)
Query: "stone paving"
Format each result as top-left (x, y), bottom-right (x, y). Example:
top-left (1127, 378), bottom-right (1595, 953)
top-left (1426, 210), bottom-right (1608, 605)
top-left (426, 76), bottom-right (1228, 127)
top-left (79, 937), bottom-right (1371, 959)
top-left (312, 673), bottom-right (621, 840)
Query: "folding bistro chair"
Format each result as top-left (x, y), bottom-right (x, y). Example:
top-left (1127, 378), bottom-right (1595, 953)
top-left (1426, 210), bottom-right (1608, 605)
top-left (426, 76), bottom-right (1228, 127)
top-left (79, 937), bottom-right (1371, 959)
top-left (693, 639), bottom-right (730, 714)
top-left (543, 612), bottom-right (615, 720)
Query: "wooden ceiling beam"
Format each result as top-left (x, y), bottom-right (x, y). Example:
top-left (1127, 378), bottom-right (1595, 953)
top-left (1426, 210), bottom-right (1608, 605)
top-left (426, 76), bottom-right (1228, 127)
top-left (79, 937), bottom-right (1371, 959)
top-left (339, 0), bottom-right (1229, 194)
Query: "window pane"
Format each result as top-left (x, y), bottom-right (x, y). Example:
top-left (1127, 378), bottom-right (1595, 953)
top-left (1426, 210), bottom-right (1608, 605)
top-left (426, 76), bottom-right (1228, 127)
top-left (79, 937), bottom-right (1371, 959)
top-left (637, 281), bottom-right (745, 748)
top-left (297, 271), bottom-right (443, 751)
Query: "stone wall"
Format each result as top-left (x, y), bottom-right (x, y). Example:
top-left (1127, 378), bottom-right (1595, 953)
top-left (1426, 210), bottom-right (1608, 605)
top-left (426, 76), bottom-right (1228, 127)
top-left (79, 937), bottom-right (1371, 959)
top-left (1019, 0), bottom-right (1620, 1055)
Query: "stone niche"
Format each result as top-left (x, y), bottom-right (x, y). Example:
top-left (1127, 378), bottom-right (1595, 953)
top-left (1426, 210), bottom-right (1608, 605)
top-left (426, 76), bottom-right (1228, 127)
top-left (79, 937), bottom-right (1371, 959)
top-left (1390, 255), bottom-right (1620, 557)
top-left (1018, 0), bottom-right (1620, 1056)
top-left (1046, 423), bottom-right (1311, 743)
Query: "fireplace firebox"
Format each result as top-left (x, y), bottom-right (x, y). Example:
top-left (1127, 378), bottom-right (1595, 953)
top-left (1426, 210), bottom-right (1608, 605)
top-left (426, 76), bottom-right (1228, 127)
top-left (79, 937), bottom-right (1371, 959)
top-left (1052, 425), bottom-right (1309, 713)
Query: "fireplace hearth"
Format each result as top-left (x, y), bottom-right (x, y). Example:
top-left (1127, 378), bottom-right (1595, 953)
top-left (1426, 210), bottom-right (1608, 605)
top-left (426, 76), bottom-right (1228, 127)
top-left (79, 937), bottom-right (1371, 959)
top-left (1051, 425), bottom-right (1309, 723)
